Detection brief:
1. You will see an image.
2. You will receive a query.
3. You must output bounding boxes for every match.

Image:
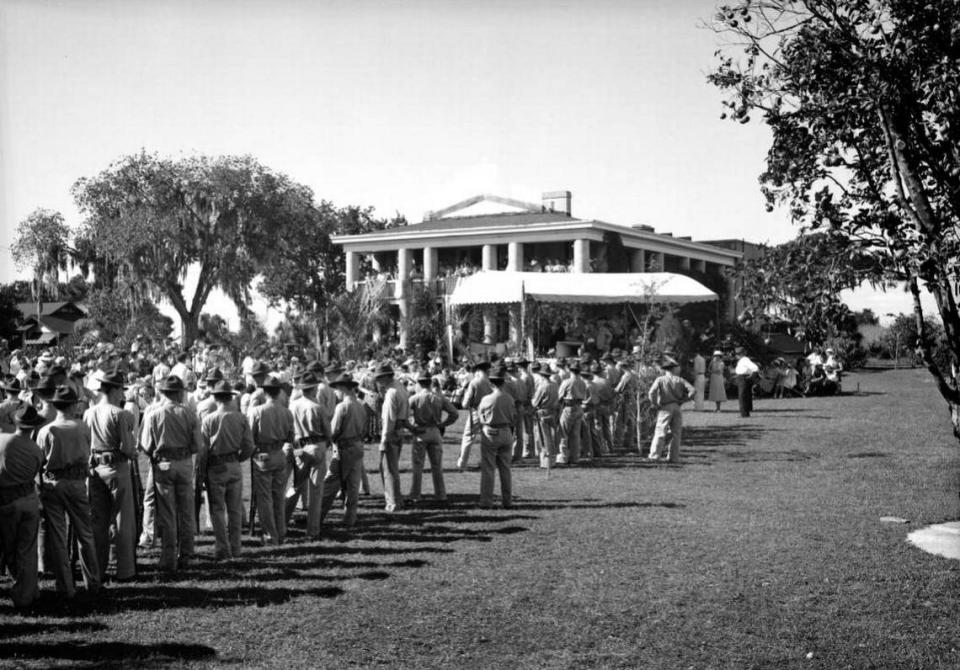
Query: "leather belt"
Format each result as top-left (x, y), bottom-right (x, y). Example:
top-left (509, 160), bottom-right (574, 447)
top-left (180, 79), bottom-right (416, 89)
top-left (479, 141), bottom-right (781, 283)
top-left (0, 481), bottom-right (35, 505)
top-left (93, 451), bottom-right (128, 466)
top-left (208, 452), bottom-right (239, 465)
top-left (46, 463), bottom-right (88, 480)
top-left (298, 436), bottom-right (325, 447)
top-left (258, 441), bottom-right (284, 452)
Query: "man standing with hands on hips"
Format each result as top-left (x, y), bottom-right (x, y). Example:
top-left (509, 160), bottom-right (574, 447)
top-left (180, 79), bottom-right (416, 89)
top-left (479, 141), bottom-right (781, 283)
top-left (646, 356), bottom-right (694, 463)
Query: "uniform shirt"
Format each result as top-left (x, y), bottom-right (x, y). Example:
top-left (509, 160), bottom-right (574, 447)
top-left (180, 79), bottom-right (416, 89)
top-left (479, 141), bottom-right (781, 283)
top-left (0, 432), bottom-right (43, 487)
top-left (380, 379), bottom-right (410, 441)
top-left (202, 408), bottom-right (255, 459)
top-left (83, 402), bottom-right (137, 458)
top-left (593, 376), bottom-right (616, 406)
top-left (240, 387), bottom-right (267, 415)
top-left (331, 396), bottom-right (368, 444)
top-left (140, 397), bottom-right (202, 457)
top-left (0, 397), bottom-right (20, 433)
top-left (558, 375), bottom-right (588, 403)
top-left (37, 417), bottom-right (91, 473)
top-left (582, 379), bottom-right (600, 407)
top-left (196, 394), bottom-right (218, 421)
top-left (461, 375), bottom-right (493, 410)
top-left (152, 362), bottom-right (171, 385)
top-left (604, 364), bottom-right (622, 389)
top-left (408, 389), bottom-right (458, 430)
top-left (518, 370), bottom-right (536, 404)
top-left (615, 368), bottom-right (638, 394)
top-left (734, 356), bottom-right (760, 376)
top-left (316, 385), bottom-right (338, 422)
top-left (290, 395), bottom-right (331, 442)
top-left (693, 354), bottom-right (707, 376)
top-left (647, 371), bottom-right (694, 407)
top-left (477, 387), bottom-right (518, 427)
top-left (248, 399), bottom-right (295, 448)
top-left (531, 377), bottom-right (560, 412)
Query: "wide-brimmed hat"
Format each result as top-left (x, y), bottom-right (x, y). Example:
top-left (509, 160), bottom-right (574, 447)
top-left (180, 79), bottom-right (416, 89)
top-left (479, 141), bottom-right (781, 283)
top-left (260, 374), bottom-right (284, 390)
top-left (294, 372), bottom-right (320, 390)
top-left (324, 363), bottom-right (344, 376)
top-left (210, 380), bottom-right (239, 397)
top-left (568, 362), bottom-right (581, 373)
top-left (13, 404), bottom-right (46, 428)
top-left (48, 365), bottom-right (68, 378)
top-left (158, 375), bottom-right (185, 393)
top-left (473, 360), bottom-right (491, 372)
top-left (249, 361), bottom-right (271, 377)
top-left (373, 363), bottom-right (395, 379)
top-left (600, 353), bottom-right (615, 363)
top-left (305, 360), bottom-right (325, 374)
top-left (2, 378), bottom-right (21, 394)
top-left (488, 365), bottom-right (507, 382)
top-left (530, 362), bottom-right (541, 373)
top-left (328, 372), bottom-right (358, 389)
top-left (661, 356), bottom-right (680, 369)
top-left (96, 369), bottom-right (128, 388)
top-left (35, 375), bottom-right (58, 395)
top-left (516, 357), bottom-right (530, 367)
top-left (416, 372), bottom-right (433, 385)
top-left (51, 385), bottom-right (79, 405)
top-left (204, 368), bottom-right (224, 383)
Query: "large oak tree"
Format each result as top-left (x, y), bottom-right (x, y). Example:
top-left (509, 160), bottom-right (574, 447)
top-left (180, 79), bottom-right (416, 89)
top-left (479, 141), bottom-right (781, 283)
top-left (73, 152), bottom-right (313, 345)
top-left (709, 0), bottom-right (960, 438)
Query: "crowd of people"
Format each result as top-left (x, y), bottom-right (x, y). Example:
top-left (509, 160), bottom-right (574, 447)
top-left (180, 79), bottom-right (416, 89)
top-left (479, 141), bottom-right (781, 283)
top-left (0, 334), bottom-right (844, 610)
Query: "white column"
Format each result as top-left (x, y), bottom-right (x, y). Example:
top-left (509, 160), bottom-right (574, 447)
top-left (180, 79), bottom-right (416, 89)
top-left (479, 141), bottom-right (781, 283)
top-left (727, 274), bottom-right (738, 322)
top-left (369, 253), bottom-right (382, 273)
top-left (483, 307), bottom-right (496, 343)
top-left (482, 244), bottom-right (497, 271)
top-left (399, 299), bottom-right (410, 349)
top-left (423, 246), bottom-right (438, 281)
top-left (507, 242), bottom-right (524, 271)
top-left (573, 238), bottom-right (590, 273)
top-left (397, 248), bottom-right (412, 298)
top-left (345, 250), bottom-right (359, 292)
top-left (630, 249), bottom-right (646, 273)
top-left (508, 305), bottom-right (522, 351)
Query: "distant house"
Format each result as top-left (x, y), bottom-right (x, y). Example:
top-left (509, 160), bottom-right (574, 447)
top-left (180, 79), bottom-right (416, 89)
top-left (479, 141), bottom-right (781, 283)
top-left (16, 301), bottom-right (87, 347)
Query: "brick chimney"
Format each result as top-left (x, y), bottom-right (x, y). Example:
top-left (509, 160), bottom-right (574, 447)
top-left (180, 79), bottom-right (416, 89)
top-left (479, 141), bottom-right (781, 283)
top-left (542, 190), bottom-right (572, 216)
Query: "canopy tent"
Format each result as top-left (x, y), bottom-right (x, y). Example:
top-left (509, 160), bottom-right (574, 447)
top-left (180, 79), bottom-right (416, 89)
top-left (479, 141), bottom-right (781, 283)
top-left (447, 271), bottom-right (718, 305)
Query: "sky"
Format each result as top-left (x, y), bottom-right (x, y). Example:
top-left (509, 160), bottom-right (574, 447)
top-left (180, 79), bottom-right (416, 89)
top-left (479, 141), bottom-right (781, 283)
top-left (0, 0), bottom-right (932, 333)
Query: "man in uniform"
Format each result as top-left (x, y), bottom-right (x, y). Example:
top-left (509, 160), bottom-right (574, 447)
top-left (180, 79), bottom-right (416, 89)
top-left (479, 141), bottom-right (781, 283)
top-left (579, 368), bottom-right (599, 460)
top-left (556, 362), bottom-right (587, 466)
top-left (200, 380), bottom-right (254, 559)
top-left (0, 405), bottom-right (45, 608)
top-left (84, 370), bottom-right (138, 583)
top-left (614, 358), bottom-right (639, 452)
top-left (247, 374), bottom-right (295, 545)
top-left (647, 356), bottom-right (694, 462)
top-left (733, 346), bottom-right (760, 418)
top-left (593, 362), bottom-right (616, 455)
top-left (0, 378), bottom-right (23, 433)
top-left (375, 363), bottom-right (409, 512)
top-left (37, 386), bottom-right (100, 598)
top-left (286, 371), bottom-right (331, 539)
top-left (531, 362), bottom-right (559, 470)
top-left (321, 373), bottom-right (368, 528)
top-left (140, 375), bottom-right (202, 573)
top-left (515, 358), bottom-right (536, 458)
top-left (456, 361), bottom-right (492, 470)
top-left (407, 371), bottom-right (458, 504)
top-left (477, 365), bottom-right (517, 508)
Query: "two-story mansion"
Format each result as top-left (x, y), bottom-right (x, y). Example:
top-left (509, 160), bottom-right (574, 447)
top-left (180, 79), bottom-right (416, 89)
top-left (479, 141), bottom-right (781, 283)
top-left (331, 191), bottom-right (748, 349)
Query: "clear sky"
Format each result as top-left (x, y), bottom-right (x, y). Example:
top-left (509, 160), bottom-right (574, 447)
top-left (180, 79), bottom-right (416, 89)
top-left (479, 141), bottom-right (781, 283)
top-left (0, 0), bottom-right (930, 331)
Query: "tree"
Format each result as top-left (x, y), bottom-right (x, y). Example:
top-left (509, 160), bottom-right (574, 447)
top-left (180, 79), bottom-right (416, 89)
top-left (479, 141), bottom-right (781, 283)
top-left (709, 0), bottom-right (960, 437)
top-left (257, 203), bottom-right (405, 347)
top-left (11, 209), bottom-right (72, 315)
top-left (72, 152), bottom-right (313, 346)
top-left (0, 284), bottom-right (24, 345)
top-left (853, 308), bottom-right (879, 326)
top-left (78, 288), bottom-right (173, 344)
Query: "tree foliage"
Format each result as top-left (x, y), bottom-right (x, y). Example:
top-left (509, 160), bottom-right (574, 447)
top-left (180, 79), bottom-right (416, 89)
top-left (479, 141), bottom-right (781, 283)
top-left (72, 152), bottom-right (314, 345)
top-left (709, 0), bottom-right (960, 436)
top-left (11, 208), bottom-right (72, 303)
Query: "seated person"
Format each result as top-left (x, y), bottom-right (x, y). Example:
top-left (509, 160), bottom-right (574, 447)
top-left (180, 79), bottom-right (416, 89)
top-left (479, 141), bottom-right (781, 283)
top-left (823, 363), bottom-right (841, 395)
top-left (805, 364), bottom-right (826, 396)
top-left (776, 359), bottom-right (800, 397)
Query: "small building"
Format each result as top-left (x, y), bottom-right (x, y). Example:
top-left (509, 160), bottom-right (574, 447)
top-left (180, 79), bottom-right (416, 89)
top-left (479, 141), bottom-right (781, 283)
top-left (331, 191), bottom-right (746, 348)
top-left (16, 301), bottom-right (87, 347)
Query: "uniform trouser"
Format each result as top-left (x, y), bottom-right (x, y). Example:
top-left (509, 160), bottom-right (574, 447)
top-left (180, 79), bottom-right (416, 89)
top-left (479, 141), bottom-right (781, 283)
top-left (557, 405), bottom-right (583, 464)
top-left (379, 434), bottom-right (403, 511)
top-left (479, 426), bottom-right (513, 507)
top-left (581, 407), bottom-right (598, 459)
top-left (648, 403), bottom-right (683, 462)
top-left (153, 457), bottom-right (196, 571)
top-left (320, 441), bottom-right (365, 527)
top-left (206, 460), bottom-right (243, 558)
top-left (40, 478), bottom-right (100, 596)
top-left (141, 464), bottom-right (156, 545)
top-left (410, 428), bottom-right (446, 500)
top-left (89, 460), bottom-right (137, 581)
top-left (0, 492), bottom-right (40, 608)
top-left (535, 411), bottom-right (558, 468)
top-left (457, 410), bottom-right (481, 469)
top-left (285, 444), bottom-right (327, 538)
top-left (615, 399), bottom-right (638, 450)
top-left (595, 405), bottom-right (613, 454)
top-left (251, 449), bottom-right (288, 545)
top-left (736, 375), bottom-right (754, 416)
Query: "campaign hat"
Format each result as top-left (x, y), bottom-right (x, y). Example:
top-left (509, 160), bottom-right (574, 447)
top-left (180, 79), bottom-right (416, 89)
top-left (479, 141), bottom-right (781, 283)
top-left (600, 352), bottom-right (615, 363)
top-left (96, 369), bottom-right (128, 388)
top-left (488, 365), bottom-right (507, 382)
top-left (51, 385), bottom-right (79, 405)
top-left (328, 372), bottom-right (359, 389)
top-left (568, 362), bottom-right (581, 373)
top-left (305, 360), bottom-right (325, 374)
top-left (210, 380), bottom-right (239, 397)
top-left (661, 356), bottom-right (680, 369)
top-left (35, 375), bottom-right (59, 395)
top-left (294, 372), bottom-right (320, 390)
top-left (260, 374), bottom-right (284, 390)
top-left (416, 372), bottom-right (433, 385)
top-left (473, 360), bottom-right (491, 372)
top-left (13, 404), bottom-right (46, 428)
top-left (373, 363), bottom-right (395, 379)
top-left (204, 367), bottom-right (225, 383)
top-left (2, 377), bottom-right (21, 394)
top-left (158, 375), bottom-right (185, 393)
top-left (324, 362), bottom-right (344, 376)
top-left (516, 357), bottom-right (530, 367)
top-left (249, 361), bottom-right (271, 377)
top-left (530, 362), bottom-right (541, 373)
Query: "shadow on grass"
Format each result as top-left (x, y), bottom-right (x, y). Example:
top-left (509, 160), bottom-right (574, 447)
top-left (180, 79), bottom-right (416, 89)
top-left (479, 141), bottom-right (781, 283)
top-left (0, 640), bottom-right (216, 666)
top-left (0, 621), bottom-right (107, 639)
top-left (683, 424), bottom-right (769, 448)
top-left (846, 451), bottom-right (888, 458)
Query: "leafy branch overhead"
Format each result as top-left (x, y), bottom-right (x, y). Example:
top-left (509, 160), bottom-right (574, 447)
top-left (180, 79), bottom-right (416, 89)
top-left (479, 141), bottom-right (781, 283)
top-left (709, 0), bottom-right (960, 435)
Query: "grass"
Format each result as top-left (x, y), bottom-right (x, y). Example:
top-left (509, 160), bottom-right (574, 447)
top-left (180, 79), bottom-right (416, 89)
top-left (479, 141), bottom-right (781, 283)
top-left (4, 368), bottom-right (960, 669)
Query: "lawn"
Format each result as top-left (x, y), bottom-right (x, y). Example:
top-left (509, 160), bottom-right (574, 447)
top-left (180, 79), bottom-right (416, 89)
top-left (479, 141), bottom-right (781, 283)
top-left (4, 368), bottom-right (960, 669)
